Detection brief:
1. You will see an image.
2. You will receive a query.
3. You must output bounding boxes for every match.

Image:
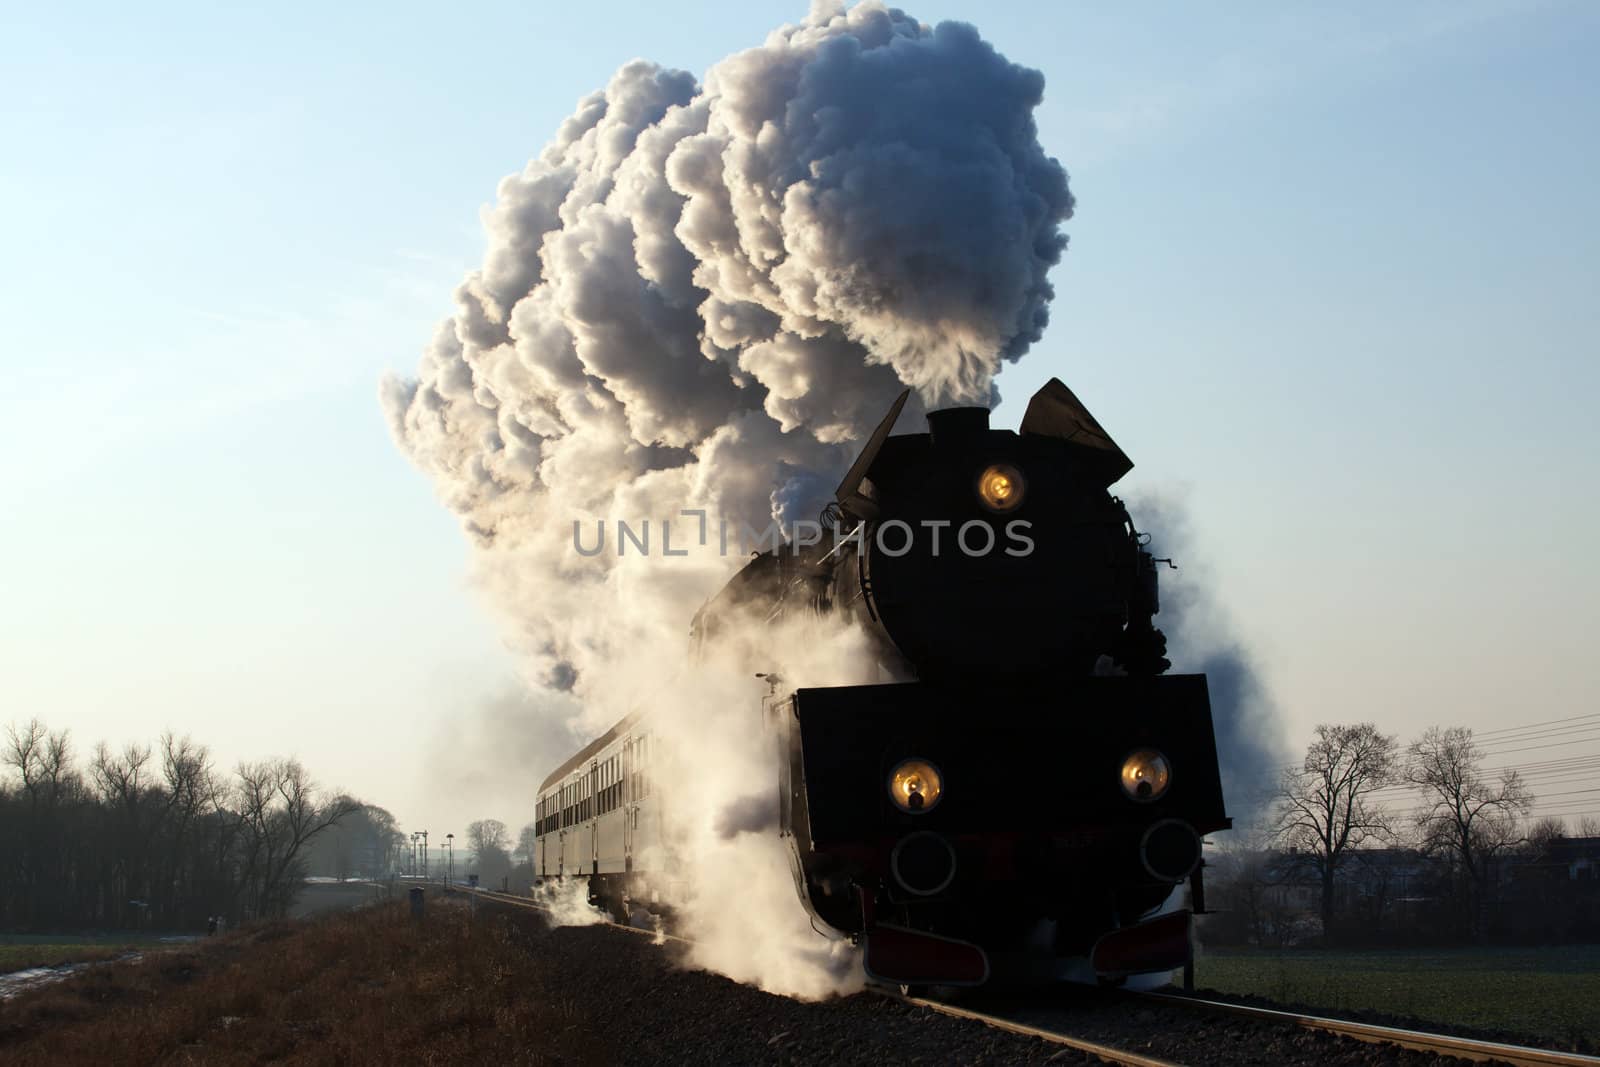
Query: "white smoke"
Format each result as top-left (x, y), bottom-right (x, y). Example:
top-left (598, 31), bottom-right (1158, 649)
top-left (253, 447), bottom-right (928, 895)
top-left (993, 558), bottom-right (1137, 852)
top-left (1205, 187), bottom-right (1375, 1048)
top-left (384, 1), bottom-right (1073, 997)
top-left (531, 875), bottom-right (609, 927)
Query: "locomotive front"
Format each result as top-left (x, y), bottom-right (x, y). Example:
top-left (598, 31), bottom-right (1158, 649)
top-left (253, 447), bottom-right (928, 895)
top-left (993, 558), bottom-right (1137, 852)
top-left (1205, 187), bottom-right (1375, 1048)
top-left (776, 379), bottom-right (1231, 987)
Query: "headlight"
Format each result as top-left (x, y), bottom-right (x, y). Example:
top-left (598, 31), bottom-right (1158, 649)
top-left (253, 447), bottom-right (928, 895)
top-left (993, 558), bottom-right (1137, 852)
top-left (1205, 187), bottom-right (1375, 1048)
top-left (976, 463), bottom-right (1025, 512)
top-left (888, 758), bottom-right (944, 813)
top-left (1120, 749), bottom-right (1171, 802)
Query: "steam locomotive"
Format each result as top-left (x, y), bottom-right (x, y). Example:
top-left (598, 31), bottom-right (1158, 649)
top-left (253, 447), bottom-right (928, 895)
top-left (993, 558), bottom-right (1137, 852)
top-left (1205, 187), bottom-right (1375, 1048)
top-left (533, 379), bottom-right (1230, 989)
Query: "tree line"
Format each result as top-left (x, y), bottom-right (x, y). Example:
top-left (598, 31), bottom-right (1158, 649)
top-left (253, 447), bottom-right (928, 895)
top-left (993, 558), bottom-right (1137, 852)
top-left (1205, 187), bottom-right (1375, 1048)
top-left (0, 719), bottom-right (390, 932)
top-left (1204, 722), bottom-right (1600, 946)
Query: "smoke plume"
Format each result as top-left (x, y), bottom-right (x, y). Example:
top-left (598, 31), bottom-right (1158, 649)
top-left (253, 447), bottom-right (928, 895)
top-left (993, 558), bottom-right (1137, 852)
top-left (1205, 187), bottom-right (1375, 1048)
top-left (1133, 491), bottom-right (1288, 822)
top-left (384, 2), bottom-right (1073, 996)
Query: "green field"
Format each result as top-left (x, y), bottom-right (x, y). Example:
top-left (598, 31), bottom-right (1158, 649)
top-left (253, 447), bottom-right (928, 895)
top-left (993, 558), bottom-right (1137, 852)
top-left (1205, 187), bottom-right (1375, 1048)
top-left (1196, 945), bottom-right (1600, 1048)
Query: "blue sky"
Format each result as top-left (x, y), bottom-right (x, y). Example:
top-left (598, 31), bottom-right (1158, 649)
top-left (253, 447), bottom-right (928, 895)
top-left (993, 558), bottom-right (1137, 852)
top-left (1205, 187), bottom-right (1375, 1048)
top-left (2, 1), bottom-right (1596, 834)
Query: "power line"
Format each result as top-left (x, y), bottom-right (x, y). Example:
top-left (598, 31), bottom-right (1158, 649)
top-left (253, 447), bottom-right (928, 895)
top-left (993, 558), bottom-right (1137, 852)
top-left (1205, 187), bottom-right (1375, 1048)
top-left (1473, 712), bottom-right (1600, 738)
top-left (1273, 718), bottom-right (1600, 774)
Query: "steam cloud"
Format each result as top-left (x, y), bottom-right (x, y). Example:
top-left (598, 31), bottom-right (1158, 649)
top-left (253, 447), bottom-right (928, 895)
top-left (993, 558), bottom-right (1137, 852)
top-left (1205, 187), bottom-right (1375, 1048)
top-left (381, 1), bottom-right (1072, 701)
top-left (383, 2), bottom-right (1073, 997)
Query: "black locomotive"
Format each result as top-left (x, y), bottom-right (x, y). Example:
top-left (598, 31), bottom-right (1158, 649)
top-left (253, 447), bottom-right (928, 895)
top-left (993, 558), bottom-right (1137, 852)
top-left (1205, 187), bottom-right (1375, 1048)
top-left (693, 379), bottom-right (1231, 987)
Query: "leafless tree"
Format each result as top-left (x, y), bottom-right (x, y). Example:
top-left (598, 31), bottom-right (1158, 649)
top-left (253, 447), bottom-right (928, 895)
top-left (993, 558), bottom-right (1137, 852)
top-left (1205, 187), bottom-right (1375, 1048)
top-left (467, 818), bottom-right (509, 857)
top-left (1406, 725), bottom-right (1533, 938)
top-left (466, 818), bottom-right (513, 887)
top-left (1, 719), bottom-right (382, 930)
top-left (1275, 722), bottom-right (1398, 942)
top-left (5, 719), bottom-right (74, 807)
top-left (1525, 815), bottom-right (1566, 856)
top-left (1198, 823), bottom-right (1302, 946)
top-left (230, 758), bottom-right (360, 918)
top-left (514, 823), bottom-right (538, 865)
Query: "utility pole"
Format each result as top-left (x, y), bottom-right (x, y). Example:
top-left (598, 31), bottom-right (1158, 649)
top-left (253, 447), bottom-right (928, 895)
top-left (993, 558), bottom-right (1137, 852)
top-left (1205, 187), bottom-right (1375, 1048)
top-left (445, 833), bottom-right (454, 887)
top-left (420, 830), bottom-right (429, 879)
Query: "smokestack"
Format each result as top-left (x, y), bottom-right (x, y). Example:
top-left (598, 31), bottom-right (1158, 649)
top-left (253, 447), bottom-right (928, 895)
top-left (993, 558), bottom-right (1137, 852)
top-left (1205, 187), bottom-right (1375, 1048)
top-left (927, 407), bottom-right (991, 447)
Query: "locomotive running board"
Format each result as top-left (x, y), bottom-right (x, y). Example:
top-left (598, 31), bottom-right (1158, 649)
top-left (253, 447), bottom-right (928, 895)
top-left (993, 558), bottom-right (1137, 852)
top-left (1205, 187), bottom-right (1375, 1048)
top-left (864, 924), bottom-right (991, 987)
top-left (1090, 909), bottom-right (1194, 980)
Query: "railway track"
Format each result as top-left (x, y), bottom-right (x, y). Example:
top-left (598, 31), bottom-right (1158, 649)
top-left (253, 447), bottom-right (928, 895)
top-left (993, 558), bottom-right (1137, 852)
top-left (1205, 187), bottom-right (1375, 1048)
top-left (1129, 991), bottom-right (1600, 1067)
top-left (447, 884), bottom-right (1598, 1067)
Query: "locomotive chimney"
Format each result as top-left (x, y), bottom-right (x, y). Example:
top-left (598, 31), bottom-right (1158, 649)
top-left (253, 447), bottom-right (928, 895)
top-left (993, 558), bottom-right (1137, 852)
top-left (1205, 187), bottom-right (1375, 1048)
top-left (926, 407), bottom-right (991, 447)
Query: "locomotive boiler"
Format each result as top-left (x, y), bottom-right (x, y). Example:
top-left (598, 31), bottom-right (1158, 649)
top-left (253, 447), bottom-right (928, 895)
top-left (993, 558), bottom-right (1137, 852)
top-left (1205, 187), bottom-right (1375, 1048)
top-left (533, 378), bottom-right (1230, 989)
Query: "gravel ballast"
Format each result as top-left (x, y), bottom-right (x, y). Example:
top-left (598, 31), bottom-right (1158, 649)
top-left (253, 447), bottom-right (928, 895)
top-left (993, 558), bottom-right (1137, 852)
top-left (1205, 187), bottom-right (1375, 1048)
top-left (478, 896), bottom-right (1508, 1066)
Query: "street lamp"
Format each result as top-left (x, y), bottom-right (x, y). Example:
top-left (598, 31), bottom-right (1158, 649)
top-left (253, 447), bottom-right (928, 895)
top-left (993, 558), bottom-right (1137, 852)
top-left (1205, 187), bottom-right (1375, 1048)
top-left (420, 831), bottom-right (429, 879)
top-left (445, 834), bottom-right (454, 887)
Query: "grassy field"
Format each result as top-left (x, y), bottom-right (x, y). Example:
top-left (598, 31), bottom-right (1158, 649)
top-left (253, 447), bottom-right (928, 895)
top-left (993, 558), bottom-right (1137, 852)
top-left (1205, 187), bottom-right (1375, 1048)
top-left (0, 933), bottom-right (178, 973)
top-left (1196, 944), bottom-right (1600, 1049)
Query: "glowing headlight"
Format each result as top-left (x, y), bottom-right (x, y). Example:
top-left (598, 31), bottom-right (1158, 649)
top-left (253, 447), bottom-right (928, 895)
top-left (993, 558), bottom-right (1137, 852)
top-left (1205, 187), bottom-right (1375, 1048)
top-left (977, 463), bottom-right (1025, 512)
top-left (888, 758), bottom-right (944, 813)
top-left (1120, 749), bottom-right (1171, 802)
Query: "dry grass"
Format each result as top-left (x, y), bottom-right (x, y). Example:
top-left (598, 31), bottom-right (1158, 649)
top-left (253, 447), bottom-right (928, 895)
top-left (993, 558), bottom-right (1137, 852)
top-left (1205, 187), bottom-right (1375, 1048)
top-left (0, 898), bottom-right (599, 1065)
top-left (0, 944), bottom-right (131, 971)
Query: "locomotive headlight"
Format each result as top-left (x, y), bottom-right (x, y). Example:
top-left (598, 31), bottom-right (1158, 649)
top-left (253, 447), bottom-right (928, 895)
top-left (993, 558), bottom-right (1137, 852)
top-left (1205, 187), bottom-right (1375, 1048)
top-left (888, 758), bottom-right (944, 813)
top-left (977, 464), bottom-right (1026, 512)
top-left (1120, 749), bottom-right (1172, 802)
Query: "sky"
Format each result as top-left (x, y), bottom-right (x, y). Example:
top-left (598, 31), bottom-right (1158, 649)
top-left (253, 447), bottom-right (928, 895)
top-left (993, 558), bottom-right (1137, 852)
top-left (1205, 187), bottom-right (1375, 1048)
top-left (2, 0), bottom-right (1597, 838)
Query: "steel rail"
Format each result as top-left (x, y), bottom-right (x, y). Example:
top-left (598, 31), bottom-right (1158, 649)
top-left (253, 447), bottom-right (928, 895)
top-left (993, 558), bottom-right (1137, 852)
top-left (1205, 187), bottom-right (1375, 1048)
top-left (894, 992), bottom-right (1183, 1067)
top-left (435, 882), bottom-right (694, 943)
top-left (1134, 990), bottom-right (1600, 1067)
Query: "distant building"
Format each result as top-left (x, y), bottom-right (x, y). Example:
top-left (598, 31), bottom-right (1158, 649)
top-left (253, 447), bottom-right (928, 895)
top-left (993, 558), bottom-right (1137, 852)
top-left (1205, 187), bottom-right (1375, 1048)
top-left (1513, 836), bottom-right (1600, 883)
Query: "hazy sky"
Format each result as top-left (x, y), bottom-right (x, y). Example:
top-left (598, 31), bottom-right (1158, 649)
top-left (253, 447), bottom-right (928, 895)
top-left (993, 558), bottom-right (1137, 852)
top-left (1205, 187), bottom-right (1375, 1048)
top-left (3, 0), bottom-right (1596, 837)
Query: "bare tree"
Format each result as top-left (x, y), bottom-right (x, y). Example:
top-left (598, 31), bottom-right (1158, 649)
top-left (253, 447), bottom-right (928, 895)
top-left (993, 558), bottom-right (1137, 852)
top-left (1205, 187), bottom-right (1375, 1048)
top-left (467, 818), bottom-right (509, 857)
top-left (1275, 722), bottom-right (1397, 942)
top-left (1525, 815), bottom-right (1566, 856)
top-left (232, 759), bottom-right (360, 919)
top-left (466, 818), bottom-right (513, 887)
top-left (1406, 725), bottom-right (1533, 939)
top-left (514, 823), bottom-right (538, 865)
top-left (5, 719), bottom-right (74, 807)
top-left (1200, 824), bottom-right (1296, 946)
top-left (1, 719), bottom-right (386, 931)
top-left (1579, 815), bottom-right (1600, 839)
